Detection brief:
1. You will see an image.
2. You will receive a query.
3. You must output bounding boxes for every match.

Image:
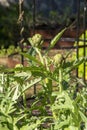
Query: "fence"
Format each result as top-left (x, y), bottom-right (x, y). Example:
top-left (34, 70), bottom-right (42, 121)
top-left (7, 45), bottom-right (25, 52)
top-left (76, 0), bottom-right (87, 82)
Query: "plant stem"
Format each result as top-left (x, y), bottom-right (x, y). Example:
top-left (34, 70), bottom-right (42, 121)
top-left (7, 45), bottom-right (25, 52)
top-left (59, 68), bottom-right (63, 93)
top-left (23, 92), bottom-right (27, 109)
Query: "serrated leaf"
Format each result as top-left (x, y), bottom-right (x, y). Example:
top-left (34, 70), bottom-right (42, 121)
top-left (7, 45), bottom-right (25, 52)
top-left (15, 71), bottom-right (31, 77)
top-left (22, 77), bottom-right (42, 93)
top-left (12, 85), bottom-right (19, 101)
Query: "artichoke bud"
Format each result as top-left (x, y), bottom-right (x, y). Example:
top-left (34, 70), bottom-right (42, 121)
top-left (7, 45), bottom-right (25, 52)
top-left (53, 54), bottom-right (63, 65)
top-left (15, 64), bottom-right (23, 73)
top-left (29, 34), bottom-right (43, 48)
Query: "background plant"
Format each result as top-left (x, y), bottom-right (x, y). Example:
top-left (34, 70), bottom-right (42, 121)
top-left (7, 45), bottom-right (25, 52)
top-left (0, 45), bottom-right (21, 57)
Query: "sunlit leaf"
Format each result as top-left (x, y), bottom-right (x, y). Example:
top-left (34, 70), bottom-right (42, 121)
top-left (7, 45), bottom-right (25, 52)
top-left (47, 28), bottom-right (66, 52)
top-left (79, 111), bottom-right (87, 123)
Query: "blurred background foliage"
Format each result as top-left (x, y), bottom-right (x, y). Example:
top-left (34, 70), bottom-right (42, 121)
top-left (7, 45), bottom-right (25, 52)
top-left (0, 0), bottom-right (80, 48)
top-left (0, 4), bottom-right (20, 48)
top-left (0, 3), bottom-right (31, 48)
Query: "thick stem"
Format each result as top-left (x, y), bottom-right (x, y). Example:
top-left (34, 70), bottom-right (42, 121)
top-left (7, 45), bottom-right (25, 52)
top-left (23, 92), bottom-right (27, 108)
top-left (59, 68), bottom-right (63, 93)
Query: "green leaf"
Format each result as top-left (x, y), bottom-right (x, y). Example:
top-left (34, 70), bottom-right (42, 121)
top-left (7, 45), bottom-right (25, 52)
top-left (79, 111), bottom-right (87, 123)
top-left (22, 77), bottom-right (42, 93)
top-left (21, 52), bottom-right (43, 65)
top-left (52, 91), bottom-right (74, 111)
top-left (14, 71), bottom-right (32, 80)
top-left (13, 114), bottom-right (27, 125)
top-left (66, 57), bottom-right (87, 74)
top-left (12, 85), bottom-right (19, 101)
top-left (54, 118), bottom-right (69, 129)
top-left (64, 126), bottom-right (78, 130)
top-left (0, 124), bottom-right (9, 130)
top-left (47, 28), bottom-right (66, 51)
top-left (85, 123), bottom-right (87, 130)
top-left (20, 124), bottom-right (30, 130)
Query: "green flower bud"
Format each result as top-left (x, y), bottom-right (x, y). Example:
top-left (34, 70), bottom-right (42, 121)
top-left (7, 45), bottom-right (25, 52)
top-left (15, 64), bottom-right (23, 68)
top-left (29, 34), bottom-right (43, 48)
top-left (53, 54), bottom-right (63, 65)
top-left (15, 64), bottom-right (23, 73)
